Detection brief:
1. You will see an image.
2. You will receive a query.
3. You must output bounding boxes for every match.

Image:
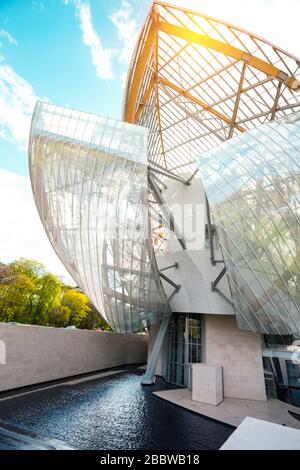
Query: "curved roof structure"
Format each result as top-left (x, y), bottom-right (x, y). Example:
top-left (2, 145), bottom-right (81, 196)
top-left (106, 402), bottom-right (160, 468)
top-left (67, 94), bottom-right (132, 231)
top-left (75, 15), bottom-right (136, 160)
top-left (124, 1), bottom-right (300, 174)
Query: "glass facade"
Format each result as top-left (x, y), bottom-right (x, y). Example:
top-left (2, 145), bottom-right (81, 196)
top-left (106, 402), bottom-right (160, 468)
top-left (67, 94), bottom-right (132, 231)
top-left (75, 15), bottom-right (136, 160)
top-left (197, 113), bottom-right (300, 335)
top-left (28, 3), bottom-right (300, 343)
top-left (167, 313), bottom-right (203, 387)
top-left (29, 102), bottom-right (167, 333)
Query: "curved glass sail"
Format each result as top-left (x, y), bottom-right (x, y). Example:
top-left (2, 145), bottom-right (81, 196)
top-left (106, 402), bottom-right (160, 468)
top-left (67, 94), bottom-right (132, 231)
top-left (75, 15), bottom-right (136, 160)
top-left (29, 102), bottom-right (166, 333)
top-left (197, 113), bottom-right (300, 335)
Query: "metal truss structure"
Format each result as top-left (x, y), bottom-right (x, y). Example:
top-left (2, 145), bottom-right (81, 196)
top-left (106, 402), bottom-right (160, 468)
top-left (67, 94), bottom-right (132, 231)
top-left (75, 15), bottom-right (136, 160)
top-left (123, 1), bottom-right (300, 335)
top-left (124, 1), bottom-right (300, 175)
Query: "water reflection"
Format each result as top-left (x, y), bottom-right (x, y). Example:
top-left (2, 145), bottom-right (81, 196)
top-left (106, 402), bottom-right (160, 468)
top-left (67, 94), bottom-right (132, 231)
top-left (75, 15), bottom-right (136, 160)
top-left (0, 369), bottom-right (233, 450)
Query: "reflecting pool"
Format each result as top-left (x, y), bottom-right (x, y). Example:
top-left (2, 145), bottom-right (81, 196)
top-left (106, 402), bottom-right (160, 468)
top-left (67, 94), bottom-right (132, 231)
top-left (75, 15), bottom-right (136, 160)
top-left (0, 368), bottom-right (233, 450)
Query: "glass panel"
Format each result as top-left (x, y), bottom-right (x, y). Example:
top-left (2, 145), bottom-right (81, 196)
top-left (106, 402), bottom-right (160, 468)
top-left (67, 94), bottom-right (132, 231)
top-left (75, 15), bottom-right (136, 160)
top-left (197, 113), bottom-right (300, 335)
top-left (287, 361), bottom-right (300, 387)
top-left (167, 313), bottom-right (202, 386)
top-left (29, 102), bottom-right (167, 333)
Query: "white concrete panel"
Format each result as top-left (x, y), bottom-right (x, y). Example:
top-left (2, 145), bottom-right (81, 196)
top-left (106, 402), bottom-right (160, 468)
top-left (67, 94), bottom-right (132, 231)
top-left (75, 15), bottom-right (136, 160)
top-left (220, 417), bottom-right (300, 450)
top-left (157, 249), bottom-right (233, 314)
top-left (192, 363), bottom-right (223, 405)
top-left (156, 173), bottom-right (233, 315)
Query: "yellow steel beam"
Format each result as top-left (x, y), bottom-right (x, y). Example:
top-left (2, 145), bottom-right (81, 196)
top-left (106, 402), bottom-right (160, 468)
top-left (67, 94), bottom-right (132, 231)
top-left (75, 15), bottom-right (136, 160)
top-left (134, 76), bottom-right (156, 123)
top-left (125, 25), bottom-right (156, 123)
top-left (159, 76), bottom-right (246, 132)
top-left (157, 22), bottom-right (300, 91)
top-left (155, 34), bottom-right (168, 169)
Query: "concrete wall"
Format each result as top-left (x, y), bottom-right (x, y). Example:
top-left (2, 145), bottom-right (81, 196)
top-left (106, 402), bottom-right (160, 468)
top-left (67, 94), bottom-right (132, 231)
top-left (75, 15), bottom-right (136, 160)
top-left (0, 324), bottom-right (148, 392)
top-left (155, 173), bottom-right (234, 316)
top-left (156, 249), bottom-right (234, 315)
top-left (205, 315), bottom-right (266, 401)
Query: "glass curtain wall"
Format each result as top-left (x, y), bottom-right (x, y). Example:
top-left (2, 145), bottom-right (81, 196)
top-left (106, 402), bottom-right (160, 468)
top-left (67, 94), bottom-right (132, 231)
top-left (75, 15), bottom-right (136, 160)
top-left (167, 313), bottom-right (203, 386)
top-left (197, 113), bottom-right (300, 335)
top-left (29, 102), bottom-right (167, 333)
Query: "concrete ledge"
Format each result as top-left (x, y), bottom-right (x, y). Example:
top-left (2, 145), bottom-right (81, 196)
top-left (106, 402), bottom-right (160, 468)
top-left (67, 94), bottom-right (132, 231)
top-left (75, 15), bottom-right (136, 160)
top-left (220, 417), bottom-right (300, 450)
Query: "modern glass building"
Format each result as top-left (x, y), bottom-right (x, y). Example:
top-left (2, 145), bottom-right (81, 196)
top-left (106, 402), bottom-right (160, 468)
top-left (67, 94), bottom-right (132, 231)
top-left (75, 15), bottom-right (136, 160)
top-left (29, 2), bottom-right (300, 405)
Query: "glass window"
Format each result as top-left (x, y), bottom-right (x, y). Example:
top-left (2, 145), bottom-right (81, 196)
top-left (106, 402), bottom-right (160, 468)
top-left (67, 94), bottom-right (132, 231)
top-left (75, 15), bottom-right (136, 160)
top-left (286, 361), bottom-right (300, 388)
top-left (167, 313), bottom-right (202, 386)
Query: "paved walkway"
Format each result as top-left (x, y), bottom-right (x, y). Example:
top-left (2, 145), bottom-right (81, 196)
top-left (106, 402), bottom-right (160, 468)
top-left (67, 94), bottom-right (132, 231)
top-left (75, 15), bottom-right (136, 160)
top-left (154, 388), bottom-right (300, 429)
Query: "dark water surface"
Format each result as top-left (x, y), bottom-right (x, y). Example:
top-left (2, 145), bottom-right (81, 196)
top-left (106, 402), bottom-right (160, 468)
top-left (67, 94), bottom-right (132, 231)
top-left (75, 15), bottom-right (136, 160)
top-left (0, 368), bottom-right (234, 450)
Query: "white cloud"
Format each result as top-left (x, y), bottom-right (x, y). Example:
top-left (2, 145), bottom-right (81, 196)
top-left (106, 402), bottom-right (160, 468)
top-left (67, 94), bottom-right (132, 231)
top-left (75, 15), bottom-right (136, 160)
top-left (0, 169), bottom-right (74, 284)
top-left (0, 29), bottom-right (17, 46)
top-left (170, 0), bottom-right (300, 57)
top-left (70, 0), bottom-right (115, 80)
top-left (0, 65), bottom-right (40, 150)
top-left (109, 1), bottom-right (139, 65)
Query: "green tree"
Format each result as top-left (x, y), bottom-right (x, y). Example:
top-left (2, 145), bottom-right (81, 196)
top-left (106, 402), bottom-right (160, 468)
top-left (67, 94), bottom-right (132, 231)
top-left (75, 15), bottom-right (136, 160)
top-left (20, 273), bottom-right (61, 325)
top-left (48, 305), bottom-right (71, 328)
top-left (0, 258), bottom-right (108, 330)
top-left (61, 289), bottom-right (91, 327)
top-left (78, 303), bottom-right (111, 330)
top-left (10, 258), bottom-right (46, 279)
top-left (0, 272), bottom-right (36, 322)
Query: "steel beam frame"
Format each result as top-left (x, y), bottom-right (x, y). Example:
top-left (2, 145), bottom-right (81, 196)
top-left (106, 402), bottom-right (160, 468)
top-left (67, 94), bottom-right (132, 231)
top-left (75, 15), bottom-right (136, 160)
top-left (159, 76), bottom-right (246, 133)
top-left (148, 174), bottom-right (186, 250)
top-left (141, 310), bottom-right (171, 385)
top-left (156, 21), bottom-right (300, 91)
top-left (159, 262), bottom-right (179, 272)
top-left (206, 197), bottom-right (216, 266)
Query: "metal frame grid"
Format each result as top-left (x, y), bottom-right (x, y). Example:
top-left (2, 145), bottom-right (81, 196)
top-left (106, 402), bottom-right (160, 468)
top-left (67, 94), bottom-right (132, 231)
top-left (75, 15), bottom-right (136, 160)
top-left (124, 1), bottom-right (300, 176)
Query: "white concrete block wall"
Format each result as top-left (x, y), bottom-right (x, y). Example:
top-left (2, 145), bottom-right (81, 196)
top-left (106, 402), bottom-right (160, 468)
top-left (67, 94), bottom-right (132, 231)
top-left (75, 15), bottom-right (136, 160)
top-left (205, 315), bottom-right (267, 401)
top-left (192, 363), bottom-right (223, 405)
top-left (0, 324), bottom-right (148, 392)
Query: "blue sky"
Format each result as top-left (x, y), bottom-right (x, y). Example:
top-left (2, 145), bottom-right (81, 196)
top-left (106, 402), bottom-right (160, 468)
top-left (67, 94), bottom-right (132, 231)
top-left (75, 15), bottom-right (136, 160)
top-left (0, 0), bottom-right (299, 279)
top-left (0, 0), bottom-right (152, 177)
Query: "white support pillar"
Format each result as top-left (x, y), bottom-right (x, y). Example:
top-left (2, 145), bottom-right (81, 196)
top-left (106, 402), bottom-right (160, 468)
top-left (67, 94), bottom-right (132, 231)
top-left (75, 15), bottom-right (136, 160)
top-left (142, 313), bottom-right (171, 385)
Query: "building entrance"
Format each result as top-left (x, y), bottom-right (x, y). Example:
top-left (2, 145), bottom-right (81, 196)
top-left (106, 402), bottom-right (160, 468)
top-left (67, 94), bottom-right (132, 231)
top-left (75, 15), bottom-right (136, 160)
top-left (166, 313), bottom-right (203, 387)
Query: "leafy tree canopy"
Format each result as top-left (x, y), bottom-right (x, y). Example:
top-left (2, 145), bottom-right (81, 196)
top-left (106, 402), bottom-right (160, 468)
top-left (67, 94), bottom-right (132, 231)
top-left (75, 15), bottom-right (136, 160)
top-left (0, 258), bottom-right (110, 331)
